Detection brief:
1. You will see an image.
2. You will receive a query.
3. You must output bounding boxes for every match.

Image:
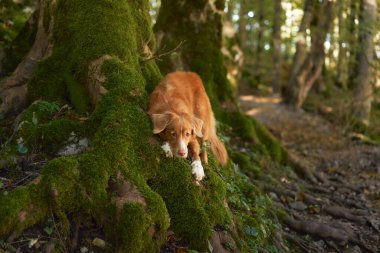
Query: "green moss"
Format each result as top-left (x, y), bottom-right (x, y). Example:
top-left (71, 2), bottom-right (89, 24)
top-left (64, 73), bottom-right (89, 114)
top-left (222, 112), bottom-right (287, 164)
top-left (154, 0), bottom-right (232, 115)
top-left (15, 101), bottom-right (83, 153)
top-left (231, 152), bottom-right (261, 177)
top-left (0, 184), bottom-right (47, 235)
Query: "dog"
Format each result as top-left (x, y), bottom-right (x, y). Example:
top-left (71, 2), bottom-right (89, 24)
top-left (148, 71), bottom-right (228, 181)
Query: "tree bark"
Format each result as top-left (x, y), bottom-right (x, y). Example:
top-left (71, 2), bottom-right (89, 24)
top-left (0, 2), bottom-right (51, 115)
top-left (254, 0), bottom-right (265, 84)
top-left (272, 0), bottom-right (282, 93)
top-left (347, 0), bottom-right (360, 88)
top-left (336, 0), bottom-right (347, 87)
top-left (238, 0), bottom-right (248, 51)
top-left (283, 0), bottom-right (314, 105)
top-left (351, 0), bottom-right (377, 125)
top-left (284, 0), bottom-right (334, 109)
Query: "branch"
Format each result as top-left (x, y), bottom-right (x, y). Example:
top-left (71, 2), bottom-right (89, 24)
top-left (141, 40), bottom-right (185, 63)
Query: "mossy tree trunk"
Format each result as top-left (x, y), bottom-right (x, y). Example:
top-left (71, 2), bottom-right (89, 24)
top-left (0, 0), bottom-right (232, 252)
top-left (154, 0), bottom-right (234, 115)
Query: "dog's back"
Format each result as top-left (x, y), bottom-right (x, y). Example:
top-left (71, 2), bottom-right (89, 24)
top-left (149, 71), bottom-right (227, 165)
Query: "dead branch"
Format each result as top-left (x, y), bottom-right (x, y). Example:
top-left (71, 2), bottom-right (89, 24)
top-left (141, 40), bottom-right (185, 63)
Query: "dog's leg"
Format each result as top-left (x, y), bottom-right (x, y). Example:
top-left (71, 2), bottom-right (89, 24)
top-left (200, 140), bottom-right (208, 165)
top-left (161, 142), bottom-right (173, 157)
top-left (189, 139), bottom-right (205, 181)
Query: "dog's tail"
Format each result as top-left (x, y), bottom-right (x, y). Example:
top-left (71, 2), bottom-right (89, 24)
top-left (209, 135), bottom-right (228, 166)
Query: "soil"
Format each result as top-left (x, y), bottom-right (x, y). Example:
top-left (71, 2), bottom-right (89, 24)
top-left (239, 94), bottom-right (380, 253)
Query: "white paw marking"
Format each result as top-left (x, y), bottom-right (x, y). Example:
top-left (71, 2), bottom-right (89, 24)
top-left (161, 142), bottom-right (173, 157)
top-left (191, 160), bottom-right (205, 181)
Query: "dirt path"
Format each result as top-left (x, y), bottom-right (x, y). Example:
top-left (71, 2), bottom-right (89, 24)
top-left (239, 95), bottom-right (380, 253)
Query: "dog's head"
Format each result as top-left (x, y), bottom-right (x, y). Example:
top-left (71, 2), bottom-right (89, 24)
top-left (150, 112), bottom-right (203, 158)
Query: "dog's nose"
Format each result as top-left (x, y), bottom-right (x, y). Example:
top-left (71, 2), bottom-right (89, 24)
top-left (178, 150), bottom-right (186, 157)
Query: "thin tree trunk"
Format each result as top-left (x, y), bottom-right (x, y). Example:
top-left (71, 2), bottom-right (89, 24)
top-left (351, 0), bottom-right (377, 125)
top-left (272, 0), bottom-right (282, 93)
top-left (336, 0), bottom-right (347, 87)
top-left (226, 0), bottom-right (235, 22)
top-left (254, 0), bottom-right (265, 83)
top-left (239, 0), bottom-right (248, 50)
top-left (347, 0), bottom-right (359, 88)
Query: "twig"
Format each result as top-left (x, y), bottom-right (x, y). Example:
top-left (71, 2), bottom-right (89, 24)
top-left (141, 40), bottom-right (185, 62)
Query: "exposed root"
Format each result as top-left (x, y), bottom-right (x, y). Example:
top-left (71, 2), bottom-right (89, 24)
top-left (324, 206), bottom-right (366, 224)
top-left (283, 215), bottom-right (352, 243)
top-left (287, 152), bottom-right (318, 184)
top-left (0, 1), bottom-right (53, 115)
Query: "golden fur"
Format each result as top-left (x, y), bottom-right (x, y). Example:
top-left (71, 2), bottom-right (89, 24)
top-left (148, 71), bottom-right (228, 173)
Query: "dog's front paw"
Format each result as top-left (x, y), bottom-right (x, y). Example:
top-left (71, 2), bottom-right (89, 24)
top-left (191, 160), bottom-right (205, 181)
top-left (161, 142), bottom-right (173, 157)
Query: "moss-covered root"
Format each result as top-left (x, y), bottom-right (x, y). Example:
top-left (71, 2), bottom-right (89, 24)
top-left (222, 111), bottom-right (288, 163)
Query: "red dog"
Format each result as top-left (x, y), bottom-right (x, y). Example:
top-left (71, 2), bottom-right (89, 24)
top-left (148, 71), bottom-right (227, 181)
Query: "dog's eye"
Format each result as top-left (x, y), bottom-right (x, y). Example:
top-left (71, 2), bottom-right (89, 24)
top-left (185, 132), bottom-right (190, 137)
top-left (171, 132), bottom-right (176, 138)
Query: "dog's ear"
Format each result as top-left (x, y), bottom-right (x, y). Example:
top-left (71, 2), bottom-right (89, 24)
top-left (151, 113), bottom-right (171, 134)
top-left (192, 117), bottom-right (203, 138)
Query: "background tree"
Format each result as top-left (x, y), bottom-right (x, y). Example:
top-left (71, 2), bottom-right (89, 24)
top-left (351, 0), bottom-right (377, 125)
top-left (272, 0), bottom-right (282, 93)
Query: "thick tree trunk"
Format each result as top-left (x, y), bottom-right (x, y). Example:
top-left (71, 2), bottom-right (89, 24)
top-left (351, 0), bottom-right (377, 125)
top-left (272, 0), bottom-right (282, 93)
top-left (0, 0), bottom-right (231, 252)
top-left (154, 0), bottom-right (234, 114)
top-left (284, 0), bottom-right (334, 109)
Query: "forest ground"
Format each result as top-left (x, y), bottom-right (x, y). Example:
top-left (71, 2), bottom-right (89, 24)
top-left (239, 93), bottom-right (380, 253)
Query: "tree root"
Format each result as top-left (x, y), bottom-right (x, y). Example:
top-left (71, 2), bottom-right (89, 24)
top-left (0, 1), bottom-right (53, 115)
top-left (324, 206), bottom-right (367, 224)
top-left (283, 215), bottom-right (352, 243)
top-left (287, 152), bottom-right (318, 184)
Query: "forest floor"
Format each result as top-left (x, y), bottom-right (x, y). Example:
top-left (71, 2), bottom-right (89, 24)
top-left (239, 94), bottom-right (380, 253)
